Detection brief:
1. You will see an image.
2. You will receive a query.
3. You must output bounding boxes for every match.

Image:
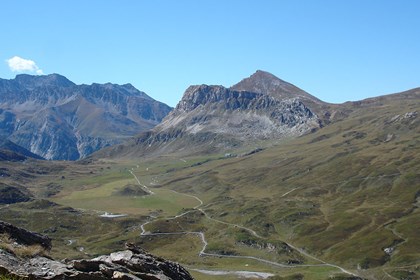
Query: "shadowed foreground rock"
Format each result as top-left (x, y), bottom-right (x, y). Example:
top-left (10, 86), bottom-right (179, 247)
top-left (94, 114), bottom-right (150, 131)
top-left (0, 221), bottom-right (51, 250)
top-left (0, 243), bottom-right (194, 280)
top-left (0, 222), bottom-right (193, 280)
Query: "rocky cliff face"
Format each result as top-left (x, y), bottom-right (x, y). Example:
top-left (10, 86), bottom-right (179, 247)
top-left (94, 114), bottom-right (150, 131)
top-left (0, 74), bottom-right (172, 160)
top-left (160, 83), bottom-right (320, 139)
top-left (0, 221), bottom-right (193, 280)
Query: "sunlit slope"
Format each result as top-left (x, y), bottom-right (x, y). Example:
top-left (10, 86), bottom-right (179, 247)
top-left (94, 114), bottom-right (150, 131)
top-left (154, 90), bottom-right (419, 275)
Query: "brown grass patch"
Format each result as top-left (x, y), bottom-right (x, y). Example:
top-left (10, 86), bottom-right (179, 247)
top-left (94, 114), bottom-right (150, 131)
top-left (0, 233), bottom-right (47, 258)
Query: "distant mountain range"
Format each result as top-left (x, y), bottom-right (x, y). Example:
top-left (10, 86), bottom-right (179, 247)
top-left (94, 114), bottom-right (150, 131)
top-left (2, 71), bottom-right (418, 162)
top-left (0, 74), bottom-right (172, 160)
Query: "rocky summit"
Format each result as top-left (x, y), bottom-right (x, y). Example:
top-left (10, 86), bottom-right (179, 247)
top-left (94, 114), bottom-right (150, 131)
top-left (98, 70), bottom-right (332, 158)
top-left (160, 82), bottom-right (320, 140)
top-left (0, 74), bottom-right (172, 160)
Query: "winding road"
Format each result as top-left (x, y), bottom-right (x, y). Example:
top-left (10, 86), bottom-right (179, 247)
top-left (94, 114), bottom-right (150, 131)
top-left (130, 169), bottom-right (360, 277)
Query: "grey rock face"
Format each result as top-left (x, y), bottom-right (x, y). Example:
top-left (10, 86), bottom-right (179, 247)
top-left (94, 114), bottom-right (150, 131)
top-left (0, 74), bottom-right (172, 160)
top-left (0, 244), bottom-right (194, 280)
top-left (152, 71), bottom-right (322, 145)
top-left (0, 222), bottom-right (193, 279)
top-left (175, 85), bottom-right (261, 112)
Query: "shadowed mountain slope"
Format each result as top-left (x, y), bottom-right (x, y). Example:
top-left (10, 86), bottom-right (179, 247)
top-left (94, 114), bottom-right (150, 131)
top-left (0, 137), bottom-right (44, 161)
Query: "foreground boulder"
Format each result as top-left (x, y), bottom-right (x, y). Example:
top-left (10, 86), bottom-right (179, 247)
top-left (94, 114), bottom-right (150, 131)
top-left (0, 221), bottom-right (193, 280)
top-left (0, 244), bottom-right (194, 280)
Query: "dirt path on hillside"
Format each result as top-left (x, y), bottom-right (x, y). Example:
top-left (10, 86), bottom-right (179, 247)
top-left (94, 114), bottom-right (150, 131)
top-left (129, 170), bottom-right (154, 195)
top-left (130, 169), bottom-right (360, 277)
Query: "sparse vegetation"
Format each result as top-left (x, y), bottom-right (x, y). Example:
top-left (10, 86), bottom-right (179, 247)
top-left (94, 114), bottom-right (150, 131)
top-left (0, 273), bottom-right (25, 280)
top-left (0, 233), bottom-right (47, 258)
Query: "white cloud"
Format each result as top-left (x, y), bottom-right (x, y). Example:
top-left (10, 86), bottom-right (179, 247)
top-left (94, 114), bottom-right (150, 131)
top-left (6, 56), bottom-right (44, 75)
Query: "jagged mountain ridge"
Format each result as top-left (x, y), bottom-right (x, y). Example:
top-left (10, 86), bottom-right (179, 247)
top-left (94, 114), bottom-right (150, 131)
top-left (96, 70), bottom-right (332, 158)
top-left (0, 74), bottom-right (172, 160)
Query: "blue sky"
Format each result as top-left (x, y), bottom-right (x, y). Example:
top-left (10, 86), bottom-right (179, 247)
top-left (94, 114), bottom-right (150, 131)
top-left (2, 1), bottom-right (419, 107)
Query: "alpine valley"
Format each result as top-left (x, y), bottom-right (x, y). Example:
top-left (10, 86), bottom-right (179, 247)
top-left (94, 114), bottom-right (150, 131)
top-left (0, 71), bottom-right (419, 280)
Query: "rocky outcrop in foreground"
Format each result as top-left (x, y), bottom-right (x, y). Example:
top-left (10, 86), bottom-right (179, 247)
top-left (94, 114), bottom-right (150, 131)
top-left (0, 245), bottom-right (193, 280)
top-left (0, 221), bottom-right (51, 250)
top-left (0, 221), bottom-right (193, 280)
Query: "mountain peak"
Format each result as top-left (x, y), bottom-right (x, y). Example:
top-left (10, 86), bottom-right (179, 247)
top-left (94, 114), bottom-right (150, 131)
top-left (252, 69), bottom-right (284, 81)
top-left (231, 70), bottom-right (321, 102)
top-left (231, 70), bottom-right (290, 92)
top-left (15, 73), bottom-right (75, 88)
